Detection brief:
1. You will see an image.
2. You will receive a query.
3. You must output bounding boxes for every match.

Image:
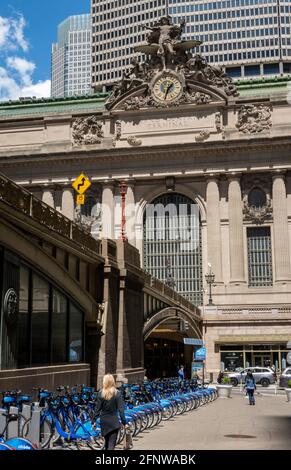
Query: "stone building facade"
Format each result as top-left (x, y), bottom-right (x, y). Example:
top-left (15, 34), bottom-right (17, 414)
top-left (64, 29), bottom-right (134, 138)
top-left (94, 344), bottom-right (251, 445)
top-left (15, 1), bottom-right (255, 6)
top-left (1, 41), bottom-right (291, 377)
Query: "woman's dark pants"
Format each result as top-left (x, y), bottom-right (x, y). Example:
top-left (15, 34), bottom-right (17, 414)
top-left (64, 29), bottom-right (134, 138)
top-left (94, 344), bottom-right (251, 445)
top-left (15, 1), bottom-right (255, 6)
top-left (104, 429), bottom-right (119, 450)
top-left (247, 389), bottom-right (255, 405)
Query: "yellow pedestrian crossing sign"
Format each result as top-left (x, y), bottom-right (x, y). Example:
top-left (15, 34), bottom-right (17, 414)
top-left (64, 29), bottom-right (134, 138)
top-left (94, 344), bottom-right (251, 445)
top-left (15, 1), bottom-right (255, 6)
top-left (72, 173), bottom-right (91, 195)
top-left (76, 194), bottom-right (85, 205)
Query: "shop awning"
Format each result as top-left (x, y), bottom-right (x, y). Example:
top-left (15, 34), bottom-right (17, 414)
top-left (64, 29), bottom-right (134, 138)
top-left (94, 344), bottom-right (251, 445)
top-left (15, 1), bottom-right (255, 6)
top-left (216, 334), bottom-right (291, 344)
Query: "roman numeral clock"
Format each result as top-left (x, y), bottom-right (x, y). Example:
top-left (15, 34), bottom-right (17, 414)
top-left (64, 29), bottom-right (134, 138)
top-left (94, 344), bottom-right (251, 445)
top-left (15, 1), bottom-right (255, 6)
top-left (151, 72), bottom-right (184, 105)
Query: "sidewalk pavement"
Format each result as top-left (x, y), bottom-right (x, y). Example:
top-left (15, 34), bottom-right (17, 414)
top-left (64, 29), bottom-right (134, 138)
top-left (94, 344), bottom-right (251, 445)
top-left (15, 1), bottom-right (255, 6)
top-left (132, 393), bottom-right (291, 450)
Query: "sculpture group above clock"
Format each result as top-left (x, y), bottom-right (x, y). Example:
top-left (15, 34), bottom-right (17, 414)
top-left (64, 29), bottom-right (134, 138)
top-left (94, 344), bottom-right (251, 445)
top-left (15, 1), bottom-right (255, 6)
top-left (106, 15), bottom-right (239, 111)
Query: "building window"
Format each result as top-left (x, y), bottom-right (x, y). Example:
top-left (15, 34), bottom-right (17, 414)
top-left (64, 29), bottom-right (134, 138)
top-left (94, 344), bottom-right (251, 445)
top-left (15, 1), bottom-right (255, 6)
top-left (52, 289), bottom-right (68, 364)
top-left (143, 193), bottom-right (203, 305)
top-left (247, 227), bottom-right (273, 287)
top-left (31, 274), bottom-right (50, 366)
top-left (69, 302), bottom-right (84, 362)
top-left (17, 266), bottom-right (30, 367)
top-left (14, 263), bottom-right (85, 369)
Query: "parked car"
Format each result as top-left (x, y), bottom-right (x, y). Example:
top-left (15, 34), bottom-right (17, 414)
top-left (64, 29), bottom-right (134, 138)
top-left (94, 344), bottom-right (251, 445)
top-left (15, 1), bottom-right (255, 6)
top-left (279, 367), bottom-right (291, 388)
top-left (226, 367), bottom-right (276, 387)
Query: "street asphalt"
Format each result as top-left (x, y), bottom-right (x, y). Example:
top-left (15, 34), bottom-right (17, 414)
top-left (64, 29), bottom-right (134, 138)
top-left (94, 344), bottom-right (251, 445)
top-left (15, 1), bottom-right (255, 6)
top-left (131, 392), bottom-right (291, 450)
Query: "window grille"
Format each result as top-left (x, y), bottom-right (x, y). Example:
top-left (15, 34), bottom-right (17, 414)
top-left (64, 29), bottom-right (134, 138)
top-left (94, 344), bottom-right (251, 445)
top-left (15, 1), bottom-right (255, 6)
top-left (247, 227), bottom-right (273, 287)
top-left (143, 193), bottom-right (202, 305)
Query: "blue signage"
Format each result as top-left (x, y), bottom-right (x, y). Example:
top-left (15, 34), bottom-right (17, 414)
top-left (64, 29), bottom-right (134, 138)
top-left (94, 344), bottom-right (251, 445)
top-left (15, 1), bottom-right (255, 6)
top-left (194, 346), bottom-right (206, 361)
top-left (183, 338), bottom-right (204, 346)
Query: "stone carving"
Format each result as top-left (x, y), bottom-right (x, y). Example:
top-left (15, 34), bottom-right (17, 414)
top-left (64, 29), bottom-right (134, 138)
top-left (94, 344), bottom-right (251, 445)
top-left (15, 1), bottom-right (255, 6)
top-left (236, 104), bottom-right (272, 134)
top-left (215, 112), bottom-right (222, 132)
top-left (185, 54), bottom-right (238, 97)
top-left (72, 116), bottom-right (104, 145)
top-left (115, 120), bottom-right (122, 140)
top-left (106, 15), bottom-right (238, 110)
top-left (112, 120), bottom-right (122, 147)
top-left (242, 175), bottom-right (273, 224)
top-left (195, 130), bottom-right (210, 142)
top-left (127, 136), bottom-right (142, 146)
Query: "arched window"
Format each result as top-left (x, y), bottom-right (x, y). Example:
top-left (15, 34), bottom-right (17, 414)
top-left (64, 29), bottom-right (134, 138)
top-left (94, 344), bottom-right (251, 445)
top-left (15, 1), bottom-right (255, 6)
top-left (143, 193), bottom-right (202, 305)
top-left (81, 195), bottom-right (98, 217)
top-left (248, 187), bottom-right (266, 209)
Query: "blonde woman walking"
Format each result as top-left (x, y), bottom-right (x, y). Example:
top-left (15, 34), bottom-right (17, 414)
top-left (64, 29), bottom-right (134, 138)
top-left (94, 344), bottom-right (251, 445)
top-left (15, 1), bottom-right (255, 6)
top-left (95, 374), bottom-right (127, 450)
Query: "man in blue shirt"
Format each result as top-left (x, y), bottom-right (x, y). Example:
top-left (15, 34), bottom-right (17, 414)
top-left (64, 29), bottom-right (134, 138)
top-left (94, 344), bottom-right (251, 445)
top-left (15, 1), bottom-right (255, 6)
top-left (178, 365), bottom-right (185, 382)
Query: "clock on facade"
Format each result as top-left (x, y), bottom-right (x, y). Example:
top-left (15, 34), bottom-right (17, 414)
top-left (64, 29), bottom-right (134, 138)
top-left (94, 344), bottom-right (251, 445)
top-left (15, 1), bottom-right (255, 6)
top-left (4, 288), bottom-right (18, 325)
top-left (152, 73), bottom-right (183, 104)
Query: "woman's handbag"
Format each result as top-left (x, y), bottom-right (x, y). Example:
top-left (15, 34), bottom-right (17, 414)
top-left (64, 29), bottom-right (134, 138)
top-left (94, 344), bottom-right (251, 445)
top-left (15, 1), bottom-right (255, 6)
top-left (123, 427), bottom-right (133, 450)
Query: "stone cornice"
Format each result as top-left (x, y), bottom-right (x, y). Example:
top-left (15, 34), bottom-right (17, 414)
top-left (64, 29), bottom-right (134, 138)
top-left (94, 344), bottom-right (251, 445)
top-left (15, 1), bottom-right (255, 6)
top-left (1, 135), bottom-right (291, 170)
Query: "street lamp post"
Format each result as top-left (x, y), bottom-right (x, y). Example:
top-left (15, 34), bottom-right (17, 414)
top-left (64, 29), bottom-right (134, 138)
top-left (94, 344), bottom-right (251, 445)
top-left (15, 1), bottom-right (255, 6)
top-left (119, 180), bottom-right (128, 241)
top-left (205, 263), bottom-right (215, 306)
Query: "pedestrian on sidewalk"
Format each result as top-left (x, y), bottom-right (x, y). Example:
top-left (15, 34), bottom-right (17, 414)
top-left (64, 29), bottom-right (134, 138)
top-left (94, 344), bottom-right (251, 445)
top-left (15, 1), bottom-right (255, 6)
top-left (244, 370), bottom-right (256, 405)
top-left (178, 365), bottom-right (185, 383)
top-left (217, 371), bottom-right (224, 384)
top-left (95, 374), bottom-right (127, 450)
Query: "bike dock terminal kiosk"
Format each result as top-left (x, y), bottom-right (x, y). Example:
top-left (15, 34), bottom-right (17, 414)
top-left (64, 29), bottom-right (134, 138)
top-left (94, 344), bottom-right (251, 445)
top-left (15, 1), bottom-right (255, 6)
top-left (183, 338), bottom-right (206, 383)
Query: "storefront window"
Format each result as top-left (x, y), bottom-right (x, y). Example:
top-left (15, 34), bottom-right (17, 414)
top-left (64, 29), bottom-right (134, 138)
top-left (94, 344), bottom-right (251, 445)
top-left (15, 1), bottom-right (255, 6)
top-left (221, 352), bottom-right (243, 371)
top-left (17, 266), bottom-right (29, 367)
top-left (69, 303), bottom-right (84, 362)
top-left (52, 289), bottom-right (67, 364)
top-left (245, 352), bottom-right (252, 368)
top-left (31, 274), bottom-right (49, 366)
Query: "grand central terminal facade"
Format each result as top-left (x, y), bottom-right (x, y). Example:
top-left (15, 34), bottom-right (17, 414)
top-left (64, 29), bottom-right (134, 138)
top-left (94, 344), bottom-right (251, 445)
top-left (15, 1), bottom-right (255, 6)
top-left (1, 17), bottom-right (291, 378)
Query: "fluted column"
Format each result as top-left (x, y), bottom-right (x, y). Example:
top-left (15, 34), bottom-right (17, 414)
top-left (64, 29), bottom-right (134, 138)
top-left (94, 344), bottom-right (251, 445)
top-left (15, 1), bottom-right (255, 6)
top-left (61, 188), bottom-right (74, 220)
top-left (125, 181), bottom-right (136, 246)
top-left (42, 188), bottom-right (54, 208)
top-left (228, 175), bottom-right (245, 283)
top-left (101, 181), bottom-right (115, 239)
top-left (206, 177), bottom-right (222, 282)
top-left (272, 173), bottom-right (291, 281)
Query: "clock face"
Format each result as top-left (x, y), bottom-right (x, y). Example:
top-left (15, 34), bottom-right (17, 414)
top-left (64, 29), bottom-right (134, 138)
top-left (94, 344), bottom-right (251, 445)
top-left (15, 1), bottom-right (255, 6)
top-left (152, 75), bottom-right (183, 104)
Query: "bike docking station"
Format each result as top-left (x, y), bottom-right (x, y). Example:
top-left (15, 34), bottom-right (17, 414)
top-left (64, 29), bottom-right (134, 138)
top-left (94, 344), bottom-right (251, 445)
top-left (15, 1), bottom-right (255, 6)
top-left (0, 402), bottom-right (41, 447)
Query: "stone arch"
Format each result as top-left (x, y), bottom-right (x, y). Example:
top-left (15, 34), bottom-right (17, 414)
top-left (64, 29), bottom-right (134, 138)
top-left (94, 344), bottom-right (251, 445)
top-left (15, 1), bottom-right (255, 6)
top-left (0, 221), bottom-right (98, 322)
top-left (143, 306), bottom-right (202, 341)
top-left (136, 182), bottom-right (206, 227)
top-left (135, 182), bottom-right (206, 264)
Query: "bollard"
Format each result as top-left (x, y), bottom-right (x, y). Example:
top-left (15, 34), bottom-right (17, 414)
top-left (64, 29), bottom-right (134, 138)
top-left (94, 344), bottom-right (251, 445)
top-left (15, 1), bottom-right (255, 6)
top-left (7, 406), bottom-right (19, 439)
top-left (0, 408), bottom-right (7, 440)
top-left (26, 402), bottom-right (41, 448)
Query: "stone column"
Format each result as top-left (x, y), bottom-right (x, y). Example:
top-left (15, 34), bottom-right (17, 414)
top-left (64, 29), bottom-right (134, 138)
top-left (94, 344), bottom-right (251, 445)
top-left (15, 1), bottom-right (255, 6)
top-left (228, 175), bottom-right (245, 283)
top-left (206, 177), bottom-right (223, 282)
top-left (54, 186), bottom-right (62, 213)
top-left (101, 182), bottom-right (115, 239)
top-left (42, 188), bottom-right (54, 208)
top-left (126, 180), bottom-right (136, 246)
top-left (272, 173), bottom-right (291, 281)
top-left (61, 188), bottom-right (75, 220)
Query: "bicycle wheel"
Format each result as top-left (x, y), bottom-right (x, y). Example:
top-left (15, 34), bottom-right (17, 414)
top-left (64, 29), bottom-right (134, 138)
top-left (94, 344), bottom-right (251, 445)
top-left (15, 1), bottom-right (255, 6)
top-left (87, 435), bottom-right (105, 450)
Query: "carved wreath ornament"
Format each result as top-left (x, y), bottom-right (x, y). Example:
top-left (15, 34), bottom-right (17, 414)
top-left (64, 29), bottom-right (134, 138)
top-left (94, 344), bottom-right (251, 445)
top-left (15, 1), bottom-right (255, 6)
top-left (236, 104), bottom-right (272, 134)
top-left (72, 116), bottom-right (104, 145)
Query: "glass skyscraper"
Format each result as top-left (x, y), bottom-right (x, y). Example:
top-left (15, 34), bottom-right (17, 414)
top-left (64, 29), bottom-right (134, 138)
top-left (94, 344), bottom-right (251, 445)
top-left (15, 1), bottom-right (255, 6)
top-left (51, 14), bottom-right (92, 98)
top-left (91, 0), bottom-right (291, 90)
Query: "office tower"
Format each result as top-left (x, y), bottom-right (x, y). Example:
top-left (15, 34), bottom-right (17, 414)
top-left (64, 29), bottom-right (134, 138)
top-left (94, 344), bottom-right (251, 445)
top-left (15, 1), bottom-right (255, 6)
top-left (168, 0), bottom-right (291, 79)
top-left (91, 0), bottom-right (168, 90)
top-left (91, 0), bottom-right (291, 89)
top-left (52, 14), bottom-right (92, 97)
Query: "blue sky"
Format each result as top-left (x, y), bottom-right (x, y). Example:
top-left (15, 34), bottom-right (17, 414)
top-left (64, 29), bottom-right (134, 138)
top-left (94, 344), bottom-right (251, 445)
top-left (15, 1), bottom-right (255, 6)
top-left (0, 0), bottom-right (90, 101)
